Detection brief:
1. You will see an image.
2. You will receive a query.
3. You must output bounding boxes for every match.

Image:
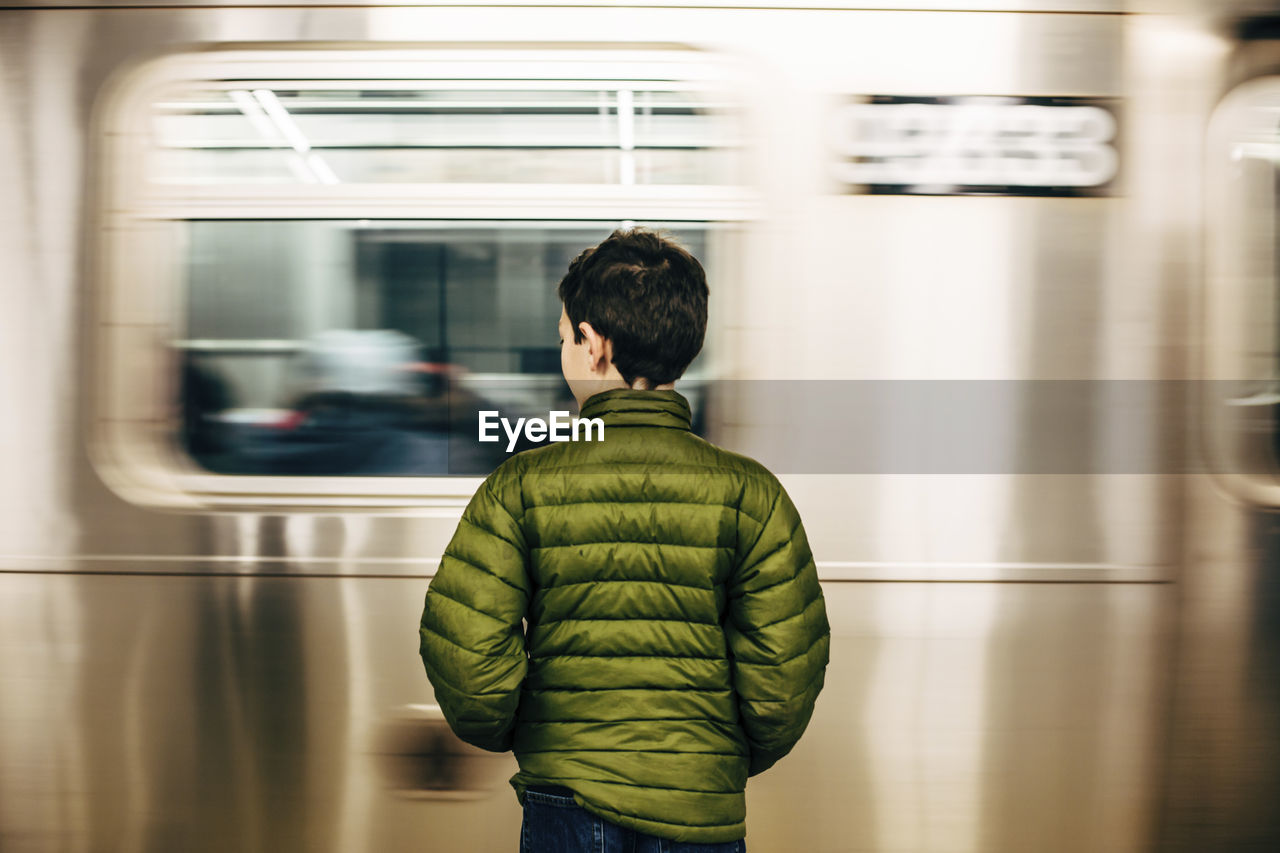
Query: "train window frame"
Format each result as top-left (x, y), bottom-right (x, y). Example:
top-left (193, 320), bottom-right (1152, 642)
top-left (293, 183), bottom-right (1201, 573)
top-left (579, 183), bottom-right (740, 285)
top-left (1205, 74), bottom-right (1280, 506)
top-left (91, 45), bottom-right (758, 509)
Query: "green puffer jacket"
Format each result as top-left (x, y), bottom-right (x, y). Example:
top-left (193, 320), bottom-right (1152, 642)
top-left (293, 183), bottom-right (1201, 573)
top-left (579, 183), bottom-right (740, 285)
top-left (418, 389), bottom-right (830, 843)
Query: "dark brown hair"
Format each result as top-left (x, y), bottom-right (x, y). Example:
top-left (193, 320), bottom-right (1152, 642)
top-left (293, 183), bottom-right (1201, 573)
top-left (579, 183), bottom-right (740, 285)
top-left (558, 228), bottom-right (708, 387)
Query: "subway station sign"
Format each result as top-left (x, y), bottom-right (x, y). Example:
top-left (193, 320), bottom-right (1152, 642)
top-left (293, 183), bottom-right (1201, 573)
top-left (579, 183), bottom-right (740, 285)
top-left (830, 96), bottom-right (1120, 196)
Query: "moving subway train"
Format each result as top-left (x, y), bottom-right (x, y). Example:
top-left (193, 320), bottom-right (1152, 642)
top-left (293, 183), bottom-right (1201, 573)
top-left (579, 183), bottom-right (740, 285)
top-left (3, 0), bottom-right (1280, 850)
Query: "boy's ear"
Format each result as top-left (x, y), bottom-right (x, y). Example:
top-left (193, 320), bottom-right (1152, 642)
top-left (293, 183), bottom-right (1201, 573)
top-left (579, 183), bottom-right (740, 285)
top-left (578, 321), bottom-right (612, 373)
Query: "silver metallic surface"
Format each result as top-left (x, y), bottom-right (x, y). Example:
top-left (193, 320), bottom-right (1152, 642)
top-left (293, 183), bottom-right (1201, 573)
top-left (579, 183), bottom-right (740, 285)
top-left (0, 1), bottom-right (1130, 12)
top-left (0, 2), bottom-right (1274, 852)
top-left (0, 574), bottom-right (1166, 852)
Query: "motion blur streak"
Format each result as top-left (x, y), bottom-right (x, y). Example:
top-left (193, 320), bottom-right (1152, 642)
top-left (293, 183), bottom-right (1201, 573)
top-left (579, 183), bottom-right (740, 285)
top-left (3, 2), bottom-right (1280, 853)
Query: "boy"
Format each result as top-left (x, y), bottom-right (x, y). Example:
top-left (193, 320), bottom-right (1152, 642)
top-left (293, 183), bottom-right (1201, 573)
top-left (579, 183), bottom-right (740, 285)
top-left (418, 228), bottom-right (830, 851)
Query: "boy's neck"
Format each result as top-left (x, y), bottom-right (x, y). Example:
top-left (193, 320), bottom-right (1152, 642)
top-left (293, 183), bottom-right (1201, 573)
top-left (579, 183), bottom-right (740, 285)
top-left (627, 378), bottom-right (675, 393)
top-left (574, 377), bottom-right (674, 408)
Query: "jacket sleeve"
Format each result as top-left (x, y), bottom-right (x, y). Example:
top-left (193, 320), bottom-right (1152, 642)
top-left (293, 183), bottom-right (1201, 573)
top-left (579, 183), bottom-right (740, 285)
top-left (419, 467), bottom-right (529, 752)
top-left (727, 478), bottom-right (831, 776)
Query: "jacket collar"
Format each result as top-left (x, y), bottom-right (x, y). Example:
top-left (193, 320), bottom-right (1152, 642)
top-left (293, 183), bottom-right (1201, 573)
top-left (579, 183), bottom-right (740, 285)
top-left (578, 388), bottom-right (692, 431)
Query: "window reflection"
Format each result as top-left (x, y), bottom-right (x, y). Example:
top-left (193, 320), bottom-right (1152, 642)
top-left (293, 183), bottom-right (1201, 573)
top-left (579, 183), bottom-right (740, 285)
top-left (178, 223), bottom-right (709, 476)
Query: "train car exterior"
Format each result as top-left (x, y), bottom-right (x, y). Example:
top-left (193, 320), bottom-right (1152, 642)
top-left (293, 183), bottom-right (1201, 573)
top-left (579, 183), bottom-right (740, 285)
top-left (2, 1), bottom-right (1279, 851)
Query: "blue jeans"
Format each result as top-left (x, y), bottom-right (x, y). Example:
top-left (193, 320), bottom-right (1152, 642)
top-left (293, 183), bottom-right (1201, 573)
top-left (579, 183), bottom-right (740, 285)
top-left (519, 787), bottom-right (746, 853)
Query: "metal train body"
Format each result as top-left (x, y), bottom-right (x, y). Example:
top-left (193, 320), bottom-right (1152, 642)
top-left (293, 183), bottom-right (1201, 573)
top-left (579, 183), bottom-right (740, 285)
top-left (2, 1), bottom-right (1279, 851)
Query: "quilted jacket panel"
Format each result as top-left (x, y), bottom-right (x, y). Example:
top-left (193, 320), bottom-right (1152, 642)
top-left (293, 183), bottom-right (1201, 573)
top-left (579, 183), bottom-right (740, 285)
top-left (419, 389), bottom-right (830, 843)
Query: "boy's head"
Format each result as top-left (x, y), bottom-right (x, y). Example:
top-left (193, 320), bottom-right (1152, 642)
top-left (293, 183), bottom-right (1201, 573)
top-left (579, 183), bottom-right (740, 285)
top-left (557, 228), bottom-right (708, 406)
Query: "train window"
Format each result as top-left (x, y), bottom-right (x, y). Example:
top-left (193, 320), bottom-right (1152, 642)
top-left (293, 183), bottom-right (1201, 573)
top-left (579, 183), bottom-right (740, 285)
top-left (149, 86), bottom-right (737, 186)
top-left (97, 48), bottom-right (751, 505)
top-left (1207, 77), bottom-right (1280, 502)
top-left (178, 221), bottom-right (711, 477)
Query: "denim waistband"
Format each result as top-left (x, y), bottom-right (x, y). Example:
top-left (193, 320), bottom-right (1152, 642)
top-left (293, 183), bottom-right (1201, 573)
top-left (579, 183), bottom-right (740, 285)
top-left (526, 785), bottom-right (576, 797)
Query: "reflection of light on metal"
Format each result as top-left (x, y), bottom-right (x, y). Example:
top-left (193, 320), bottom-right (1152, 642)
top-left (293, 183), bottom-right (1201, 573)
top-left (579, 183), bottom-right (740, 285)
top-left (1226, 386), bottom-right (1280, 406)
top-left (618, 88), bottom-right (635, 186)
top-left (285, 153), bottom-right (319, 184)
top-left (306, 153), bottom-right (339, 184)
top-left (251, 88), bottom-right (312, 153)
top-left (228, 89), bottom-right (279, 143)
top-left (863, 583), bottom-right (999, 852)
top-left (1232, 141), bottom-right (1280, 163)
top-left (228, 88), bottom-right (340, 184)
